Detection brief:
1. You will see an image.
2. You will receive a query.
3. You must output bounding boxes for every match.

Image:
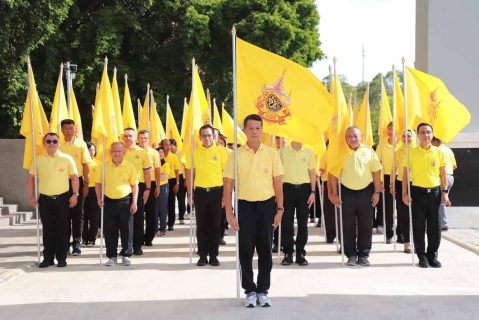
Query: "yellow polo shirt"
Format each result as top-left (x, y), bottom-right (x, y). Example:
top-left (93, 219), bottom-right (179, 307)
top-left (281, 145), bottom-right (316, 184)
top-left (404, 145), bottom-right (446, 188)
top-left (96, 159), bottom-right (138, 199)
top-left (176, 150), bottom-right (185, 175)
top-left (165, 152), bottom-right (180, 180)
top-left (30, 151), bottom-right (78, 196)
top-left (144, 147), bottom-right (161, 182)
top-left (124, 145), bottom-right (151, 183)
top-left (160, 161), bottom-right (170, 186)
top-left (375, 141), bottom-right (398, 176)
top-left (319, 150), bottom-right (328, 182)
top-left (88, 158), bottom-right (101, 187)
top-left (223, 143), bottom-right (284, 201)
top-left (59, 138), bottom-right (92, 177)
top-left (439, 144), bottom-right (456, 175)
top-left (394, 147), bottom-right (413, 182)
top-left (185, 144), bottom-right (227, 188)
top-left (341, 144), bottom-right (382, 190)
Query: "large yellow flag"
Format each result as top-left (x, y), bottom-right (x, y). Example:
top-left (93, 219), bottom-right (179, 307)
top-left (20, 61), bottom-right (49, 169)
top-left (68, 81), bottom-right (83, 140)
top-left (348, 93), bottom-right (353, 126)
top-left (122, 74), bottom-right (137, 131)
top-left (111, 68), bottom-right (124, 135)
top-left (166, 98), bottom-right (183, 150)
top-left (236, 37), bottom-right (334, 138)
top-left (212, 98), bottom-right (224, 134)
top-left (328, 75), bottom-right (352, 177)
top-left (139, 84), bottom-right (151, 130)
top-left (353, 89), bottom-right (359, 125)
top-left (222, 105), bottom-right (247, 145)
top-left (49, 64), bottom-right (68, 135)
top-left (180, 97), bottom-right (188, 140)
top-left (405, 67), bottom-right (471, 142)
top-left (356, 86), bottom-right (374, 146)
top-left (378, 77), bottom-right (393, 140)
top-left (150, 102), bottom-right (166, 148)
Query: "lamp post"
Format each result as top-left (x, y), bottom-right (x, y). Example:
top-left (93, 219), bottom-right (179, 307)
top-left (64, 61), bottom-right (78, 114)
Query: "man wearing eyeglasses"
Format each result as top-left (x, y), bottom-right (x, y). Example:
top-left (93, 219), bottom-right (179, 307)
top-left (27, 133), bottom-right (79, 268)
top-left (185, 124), bottom-right (228, 266)
top-left (402, 123), bottom-right (450, 268)
top-left (59, 119), bottom-right (92, 256)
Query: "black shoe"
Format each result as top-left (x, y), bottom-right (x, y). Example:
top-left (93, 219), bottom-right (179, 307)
top-left (57, 261), bottom-right (67, 268)
top-left (39, 260), bottom-right (54, 268)
top-left (296, 254), bottom-right (308, 266)
top-left (81, 241), bottom-right (88, 246)
top-left (428, 258), bottom-right (442, 268)
top-left (197, 256), bottom-right (208, 266)
top-left (327, 239), bottom-right (334, 244)
top-left (357, 256), bottom-right (370, 266)
top-left (209, 256), bottom-right (220, 266)
top-left (418, 257), bottom-right (429, 268)
top-left (134, 248), bottom-right (143, 255)
top-left (144, 241), bottom-right (153, 247)
top-left (167, 226), bottom-right (174, 231)
top-left (272, 244), bottom-right (278, 253)
top-left (119, 249), bottom-right (125, 256)
top-left (88, 241), bottom-right (95, 247)
top-left (397, 235), bottom-right (405, 244)
top-left (315, 222), bottom-right (321, 228)
top-left (386, 238), bottom-right (393, 244)
top-left (281, 253), bottom-right (293, 266)
top-left (441, 225), bottom-right (449, 231)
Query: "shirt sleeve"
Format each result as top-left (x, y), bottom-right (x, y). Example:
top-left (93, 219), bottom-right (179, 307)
top-left (81, 142), bottom-right (92, 164)
top-left (271, 149), bottom-right (285, 177)
top-left (223, 152), bottom-right (235, 179)
top-left (142, 151), bottom-right (152, 170)
top-left (129, 164), bottom-right (139, 185)
top-left (153, 152), bottom-right (161, 169)
top-left (68, 156), bottom-right (79, 175)
top-left (438, 149), bottom-right (446, 167)
top-left (95, 166), bottom-right (103, 184)
top-left (307, 149), bottom-right (316, 170)
top-left (370, 149), bottom-right (382, 172)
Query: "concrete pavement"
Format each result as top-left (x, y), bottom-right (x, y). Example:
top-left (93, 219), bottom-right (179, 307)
top-left (0, 221), bottom-right (478, 320)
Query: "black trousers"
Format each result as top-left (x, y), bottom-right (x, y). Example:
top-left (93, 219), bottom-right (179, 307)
top-left (167, 178), bottom-right (178, 227)
top-left (220, 207), bottom-right (227, 239)
top-left (104, 195), bottom-right (133, 258)
top-left (68, 177), bottom-right (84, 246)
top-left (144, 181), bottom-right (157, 244)
top-left (38, 193), bottom-right (70, 262)
top-left (411, 186), bottom-right (441, 260)
top-left (309, 187), bottom-right (321, 220)
top-left (133, 182), bottom-right (146, 249)
top-left (238, 197), bottom-right (275, 294)
top-left (177, 174), bottom-right (187, 220)
top-left (82, 187), bottom-right (100, 243)
top-left (323, 181), bottom-right (337, 242)
top-left (194, 188), bottom-right (223, 257)
top-left (395, 179), bottom-right (411, 243)
top-left (376, 175), bottom-right (395, 238)
top-left (282, 183), bottom-right (310, 255)
top-left (341, 184), bottom-right (374, 258)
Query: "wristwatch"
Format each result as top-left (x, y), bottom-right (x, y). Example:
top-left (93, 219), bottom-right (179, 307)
top-left (73, 192), bottom-right (79, 196)
top-left (276, 207), bottom-right (284, 212)
top-left (442, 189), bottom-right (449, 193)
top-left (310, 190), bottom-right (316, 194)
top-left (374, 191), bottom-right (381, 195)
top-left (145, 188), bottom-right (151, 191)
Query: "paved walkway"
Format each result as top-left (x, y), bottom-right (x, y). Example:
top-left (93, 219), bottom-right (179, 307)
top-left (0, 220), bottom-right (478, 320)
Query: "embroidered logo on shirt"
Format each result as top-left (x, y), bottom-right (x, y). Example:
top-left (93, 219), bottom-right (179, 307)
top-left (135, 154), bottom-right (140, 160)
top-left (302, 157), bottom-right (306, 162)
top-left (59, 166), bottom-right (64, 173)
top-left (431, 161), bottom-right (436, 167)
top-left (74, 153), bottom-right (79, 158)
top-left (122, 178), bottom-right (127, 183)
top-left (263, 167), bottom-right (269, 174)
top-left (213, 155), bottom-right (218, 161)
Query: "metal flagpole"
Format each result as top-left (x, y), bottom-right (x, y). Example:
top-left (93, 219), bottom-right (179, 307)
top-left (332, 59), bottom-right (340, 254)
top-left (26, 59), bottom-right (41, 265)
top-left (402, 58), bottom-right (415, 267)
top-left (166, 95), bottom-right (169, 137)
top-left (278, 143), bottom-right (283, 265)
top-left (100, 135), bottom-right (106, 265)
top-left (392, 65), bottom-right (398, 253)
top-left (146, 84), bottom-right (150, 131)
top-left (137, 99), bottom-right (141, 127)
top-left (232, 26), bottom-right (241, 307)
top-left (338, 177), bottom-right (345, 266)
top-left (189, 129), bottom-right (194, 266)
top-left (380, 76), bottom-right (387, 244)
top-left (65, 61), bottom-right (71, 116)
top-left (57, 64), bottom-right (64, 134)
top-left (318, 177), bottom-right (326, 241)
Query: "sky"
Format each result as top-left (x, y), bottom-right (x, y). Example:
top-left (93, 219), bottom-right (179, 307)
top-left (310, 0), bottom-right (416, 86)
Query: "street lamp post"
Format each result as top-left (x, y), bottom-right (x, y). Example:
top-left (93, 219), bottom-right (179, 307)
top-left (64, 61), bottom-right (78, 115)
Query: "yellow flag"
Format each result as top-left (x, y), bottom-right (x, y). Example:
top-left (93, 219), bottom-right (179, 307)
top-left (212, 98), bottom-right (224, 134)
top-left (49, 64), bottom-right (68, 135)
top-left (166, 98), bottom-right (183, 150)
top-left (405, 67), bottom-right (471, 142)
top-left (91, 83), bottom-right (102, 140)
top-left (122, 74), bottom-right (137, 131)
top-left (378, 77), bottom-right (393, 140)
top-left (393, 71), bottom-right (408, 134)
top-left (150, 102), bottom-right (165, 148)
top-left (68, 82), bottom-right (83, 140)
top-left (348, 93), bottom-right (353, 126)
top-left (20, 62), bottom-right (50, 169)
top-left (236, 37), bottom-right (334, 137)
top-left (222, 104), bottom-right (247, 145)
top-left (139, 85), bottom-right (151, 130)
top-left (353, 89), bottom-right (359, 125)
top-left (180, 97), bottom-right (188, 140)
top-left (111, 68), bottom-right (124, 135)
top-left (328, 75), bottom-right (352, 177)
top-left (356, 86), bottom-right (374, 146)
top-left (260, 133), bottom-right (274, 147)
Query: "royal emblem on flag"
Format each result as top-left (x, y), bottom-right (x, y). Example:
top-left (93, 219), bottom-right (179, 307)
top-left (428, 88), bottom-right (441, 124)
top-left (255, 71), bottom-right (291, 125)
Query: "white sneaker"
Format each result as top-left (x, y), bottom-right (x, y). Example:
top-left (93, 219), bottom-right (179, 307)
top-left (372, 228), bottom-right (377, 234)
top-left (122, 256), bottom-right (131, 266)
top-left (377, 226), bottom-right (384, 234)
top-left (105, 257), bottom-right (117, 266)
top-left (224, 229), bottom-right (228, 236)
top-left (244, 292), bottom-right (257, 307)
top-left (257, 293), bottom-right (271, 307)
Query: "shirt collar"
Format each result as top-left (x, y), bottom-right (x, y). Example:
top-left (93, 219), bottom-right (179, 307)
top-left (244, 143), bottom-right (265, 151)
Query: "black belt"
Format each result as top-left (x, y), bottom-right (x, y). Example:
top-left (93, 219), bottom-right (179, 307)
top-left (41, 192), bottom-right (68, 199)
top-left (412, 186), bottom-right (440, 193)
top-left (195, 186), bottom-right (223, 192)
top-left (284, 183), bottom-right (309, 189)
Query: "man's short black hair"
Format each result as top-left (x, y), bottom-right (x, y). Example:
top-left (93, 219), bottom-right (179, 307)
top-left (61, 119), bottom-right (75, 127)
top-left (243, 114), bottom-right (263, 128)
top-left (417, 123), bottom-right (433, 133)
top-left (44, 132), bottom-right (60, 140)
top-left (138, 130), bottom-right (149, 136)
top-left (199, 124), bottom-right (214, 137)
top-left (387, 121), bottom-right (393, 128)
top-left (168, 139), bottom-right (177, 146)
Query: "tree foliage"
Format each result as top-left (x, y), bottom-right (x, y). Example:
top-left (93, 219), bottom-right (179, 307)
top-left (1, 0), bottom-right (323, 139)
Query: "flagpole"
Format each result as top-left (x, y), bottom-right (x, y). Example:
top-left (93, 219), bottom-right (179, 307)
top-left (392, 65), bottom-right (398, 253)
top-left (278, 143), bottom-right (283, 265)
top-left (166, 95), bottom-right (169, 137)
top-left (99, 135), bottom-right (106, 265)
top-left (318, 175), bottom-right (326, 242)
top-left (26, 58), bottom-right (41, 265)
top-left (189, 129), bottom-right (194, 267)
top-left (402, 58), bottom-right (415, 267)
top-left (137, 99), bottom-right (141, 127)
top-left (380, 75), bottom-right (386, 244)
top-left (329, 64), bottom-right (339, 252)
top-left (232, 26), bottom-right (240, 307)
top-left (147, 84), bottom-right (151, 131)
top-left (57, 63), bottom-right (64, 134)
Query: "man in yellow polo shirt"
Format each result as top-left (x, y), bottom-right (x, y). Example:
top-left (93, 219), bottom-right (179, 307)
top-left (185, 124), bottom-right (228, 266)
top-left (60, 119), bottom-right (92, 256)
top-left (280, 141), bottom-right (316, 266)
top-left (122, 128), bottom-right (152, 255)
top-left (27, 132), bottom-right (79, 268)
top-left (431, 136), bottom-right (457, 231)
top-left (169, 139), bottom-right (186, 224)
top-left (329, 126), bottom-right (382, 267)
top-left (403, 123), bottom-right (450, 268)
top-left (96, 142), bottom-right (139, 266)
top-left (138, 130), bottom-right (161, 246)
top-left (223, 114), bottom-right (284, 308)
top-left (160, 139), bottom-right (180, 230)
top-left (319, 143), bottom-right (337, 243)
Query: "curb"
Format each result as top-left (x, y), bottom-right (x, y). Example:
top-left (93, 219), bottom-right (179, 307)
top-left (442, 233), bottom-right (479, 255)
top-left (0, 261), bottom-right (37, 287)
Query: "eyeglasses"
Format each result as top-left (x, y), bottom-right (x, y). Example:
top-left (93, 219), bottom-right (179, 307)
top-left (46, 139), bottom-right (58, 145)
top-left (201, 134), bottom-right (212, 138)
